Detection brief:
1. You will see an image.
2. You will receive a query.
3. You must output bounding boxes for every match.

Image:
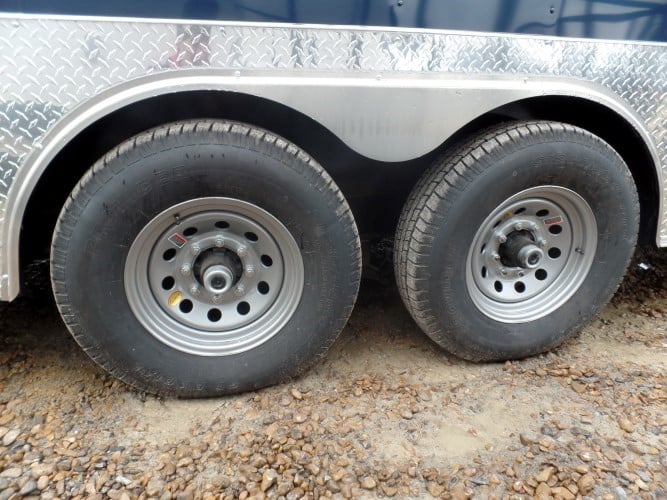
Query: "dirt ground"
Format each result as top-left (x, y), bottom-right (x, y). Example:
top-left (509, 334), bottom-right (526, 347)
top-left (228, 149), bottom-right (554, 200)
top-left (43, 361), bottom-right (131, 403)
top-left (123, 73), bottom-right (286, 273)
top-left (0, 248), bottom-right (665, 499)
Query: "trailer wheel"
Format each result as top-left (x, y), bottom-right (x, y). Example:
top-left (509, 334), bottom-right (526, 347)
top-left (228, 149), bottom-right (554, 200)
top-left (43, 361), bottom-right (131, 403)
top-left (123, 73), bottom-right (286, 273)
top-left (51, 120), bottom-right (361, 397)
top-left (394, 121), bottom-right (639, 361)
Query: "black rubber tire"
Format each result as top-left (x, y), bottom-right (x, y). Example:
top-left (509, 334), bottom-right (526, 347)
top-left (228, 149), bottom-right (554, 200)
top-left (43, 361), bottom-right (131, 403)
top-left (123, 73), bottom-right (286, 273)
top-left (51, 120), bottom-right (361, 397)
top-left (394, 121), bottom-right (639, 361)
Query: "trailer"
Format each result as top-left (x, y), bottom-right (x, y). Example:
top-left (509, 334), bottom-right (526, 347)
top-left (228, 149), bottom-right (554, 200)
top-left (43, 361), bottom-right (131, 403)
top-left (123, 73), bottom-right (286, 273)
top-left (0, 1), bottom-right (665, 396)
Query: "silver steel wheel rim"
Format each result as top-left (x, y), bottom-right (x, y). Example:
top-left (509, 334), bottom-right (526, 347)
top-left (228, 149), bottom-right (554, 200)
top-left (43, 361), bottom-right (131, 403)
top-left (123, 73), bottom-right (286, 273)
top-left (124, 197), bottom-right (304, 356)
top-left (466, 186), bottom-right (597, 323)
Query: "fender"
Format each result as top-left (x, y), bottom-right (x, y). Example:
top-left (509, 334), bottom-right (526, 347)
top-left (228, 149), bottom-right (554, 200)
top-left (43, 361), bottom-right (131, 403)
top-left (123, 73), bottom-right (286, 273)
top-left (1, 70), bottom-right (661, 299)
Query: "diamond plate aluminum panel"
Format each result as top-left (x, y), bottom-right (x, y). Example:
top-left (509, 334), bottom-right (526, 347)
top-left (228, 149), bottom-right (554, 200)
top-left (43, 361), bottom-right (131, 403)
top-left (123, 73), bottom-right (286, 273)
top-left (0, 17), bottom-right (666, 297)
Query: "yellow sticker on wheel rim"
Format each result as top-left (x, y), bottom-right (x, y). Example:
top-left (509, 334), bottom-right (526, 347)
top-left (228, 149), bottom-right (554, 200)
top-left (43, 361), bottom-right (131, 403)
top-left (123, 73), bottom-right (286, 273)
top-left (168, 291), bottom-right (183, 307)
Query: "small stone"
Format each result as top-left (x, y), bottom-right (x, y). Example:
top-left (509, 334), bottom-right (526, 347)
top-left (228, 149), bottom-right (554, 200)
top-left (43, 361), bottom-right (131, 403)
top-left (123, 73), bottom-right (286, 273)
top-left (115, 476), bottom-right (132, 486)
top-left (30, 463), bottom-right (55, 479)
top-left (2, 429), bottom-right (19, 446)
top-left (628, 443), bottom-right (644, 455)
top-left (293, 412), bottom-right (307, 424)
top-left (290, 388), bottom-right (303, 400)
top-left (535, 467), bottom-right (553, 483)
top-left (384, 486), bottom-right (398, 497)
top-left (535, 482), bottom-right (551, 498)
top-left (578, 451), bottom-right (594, 462)
top-left (146, 478), bottom-right (165, 496)
top-left (260, 469), bottom-right (278, 492)
top-left (37, 476), bottom-right (49, 490)
top-left (401, 409), bottom-right (413, 420)
top-left (0, 489), bottom-right (17, 500)
top-left (635, 479), bottom-right (649, 491)
top-left (427, 483), bottom-right (445, 497)
top-left (614, 486), bottom-right (628, 499)
top-left (519, 433), bottom-right (538, 446)
top-left (574, 465), bottom-right (589, 474)
top-left (19, 480), bottom-right (36, 495)
top-left (577, 473), bottom-right (595, 494)
top-left (551, 486), bottom-right (575, 499)
top-left (619, 419), bottom-right (635, 433)
top-left (0, 468), bottom-right (22, 478)
top-left (572, 382), bottom-right (587, 394)
top-left (360, 477), bottom-right (376, 490)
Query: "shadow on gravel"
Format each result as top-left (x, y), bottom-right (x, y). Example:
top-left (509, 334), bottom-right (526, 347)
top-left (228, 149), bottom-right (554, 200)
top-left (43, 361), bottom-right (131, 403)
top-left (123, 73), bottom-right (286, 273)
top-left (1, 245), bottom-right (666, 385)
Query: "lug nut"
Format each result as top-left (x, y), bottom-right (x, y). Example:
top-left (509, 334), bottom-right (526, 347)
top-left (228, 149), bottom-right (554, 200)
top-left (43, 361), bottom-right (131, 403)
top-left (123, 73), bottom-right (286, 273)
top-left (497, 234), bottom-right (507, 244)
top-left (190, 285), bottom-right (200, 296)
top-left (215, 238), bottom-right (224, 248)
top-left (191, 245), bottom-right (201, 256)
top-left (538, 239), bottom-right (547, 248)
top-left (212, 294), bottom-right (223, 304)
top-left (515, 222), bottom-right (523, 231)
top-left (245, 265), bottom-right (255, 277)
top-left (234, 284), bottom-right (246, 297)
top-left (500, 268), bottom-right (507, 276)
top-left (517, 270), bottom-right (525, 277)
top-left (237, 246), bottom-right (248, 257)
top-left (180, 265), bottom-right (191, 276)
top-left (492, 252), bottom-right (501, 261)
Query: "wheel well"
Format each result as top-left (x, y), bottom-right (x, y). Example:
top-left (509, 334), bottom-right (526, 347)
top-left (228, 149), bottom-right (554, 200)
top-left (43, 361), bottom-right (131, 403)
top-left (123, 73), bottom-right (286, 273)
top-left (20, 90), bottom-right (435, 272)
top-left (20, 91), bottom-right (660, 286)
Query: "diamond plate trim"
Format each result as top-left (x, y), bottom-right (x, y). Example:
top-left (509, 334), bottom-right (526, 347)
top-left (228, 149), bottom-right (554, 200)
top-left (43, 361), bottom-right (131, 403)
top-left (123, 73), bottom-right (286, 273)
top-left (1, 18), bottom-right (666, 298)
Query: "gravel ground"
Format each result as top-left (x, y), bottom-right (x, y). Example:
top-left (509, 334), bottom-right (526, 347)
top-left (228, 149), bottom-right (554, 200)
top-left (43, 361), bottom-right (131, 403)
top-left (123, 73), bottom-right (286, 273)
top-left (0, 248), bottom-right (666, 499)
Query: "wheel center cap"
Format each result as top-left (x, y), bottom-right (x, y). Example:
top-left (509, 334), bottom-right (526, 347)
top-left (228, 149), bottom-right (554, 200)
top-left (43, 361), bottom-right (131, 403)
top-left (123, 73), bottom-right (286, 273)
top-left (499, 231), bottom-right (544, 269)
top-left (202, 265), bottom-right (235, 294)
